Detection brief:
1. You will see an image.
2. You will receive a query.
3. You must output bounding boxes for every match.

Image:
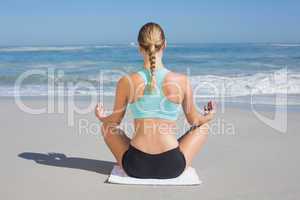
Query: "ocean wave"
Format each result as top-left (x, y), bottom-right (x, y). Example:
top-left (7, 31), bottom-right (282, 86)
top-left (94, 45), bottom-right (114, 48)
top-left (0, 45), bottom-right (114, 52)
top-left (0, 46), bottom-right (88, 52)
top-left (189, 68), bottom-right (300, 97)
top-left (177, 54), bottom-right (215, 59)
top-left (29, 61), bottom-right (100, 69)
top-left (271, 43), bottom-right (300, 47)
top-left (0, 69), bottom-right (300, 101)
top-left (0, 85), bottom-right (115, 96)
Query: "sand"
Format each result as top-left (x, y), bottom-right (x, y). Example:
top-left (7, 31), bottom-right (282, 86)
top-left (0, 97), bottom-right (299, 200)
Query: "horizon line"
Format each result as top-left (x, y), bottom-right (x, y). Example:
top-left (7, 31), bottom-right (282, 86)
top-left (1, 41), bottom-right (300, 47)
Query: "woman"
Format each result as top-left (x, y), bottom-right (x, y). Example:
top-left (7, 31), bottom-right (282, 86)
top-left (95, 22), bottom-right (216, 179)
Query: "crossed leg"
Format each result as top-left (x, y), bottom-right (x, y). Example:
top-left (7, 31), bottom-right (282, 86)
top-left (101, 122), bottom-right (209, 169)
top-left (101, 123), bottom-right (130, 168)
top-left (178, 123), bottom-right (209, 167)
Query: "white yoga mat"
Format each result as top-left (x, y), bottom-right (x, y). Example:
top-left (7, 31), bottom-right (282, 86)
top-left (107, 165), bottom-right (202, 185)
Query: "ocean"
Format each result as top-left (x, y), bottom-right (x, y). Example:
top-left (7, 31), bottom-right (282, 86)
top-left (0, 43), bottom-right (300, 105)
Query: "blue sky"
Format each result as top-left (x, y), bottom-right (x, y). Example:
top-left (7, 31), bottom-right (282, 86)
top-left (0, 0), bottom-right (299, 45)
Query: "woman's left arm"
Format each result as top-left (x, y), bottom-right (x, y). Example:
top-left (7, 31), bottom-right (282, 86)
top-left (95, 76), bottom-right (130, 125)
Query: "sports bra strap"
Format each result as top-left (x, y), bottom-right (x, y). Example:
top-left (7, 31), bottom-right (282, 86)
top-left (138, 67), bottom-right (169, 88)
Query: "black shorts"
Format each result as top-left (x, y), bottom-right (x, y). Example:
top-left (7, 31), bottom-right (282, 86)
top-left (122, 144), bottom-right (186, 179)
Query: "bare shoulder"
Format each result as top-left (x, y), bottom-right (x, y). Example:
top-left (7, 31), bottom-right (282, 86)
top-left (124, 71), bottom-right (144, 83)
top-left (165, 70), bottom-right (189, 86)
top-left (118, 72), bottom-right (140, 84)
top-left (117, 75), bottom-right (129, 85)
top-left (117, 72), bottom-right (143, 94)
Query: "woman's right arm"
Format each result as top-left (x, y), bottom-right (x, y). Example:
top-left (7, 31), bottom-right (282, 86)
top-left (181, 76), bottom-right (215, 126)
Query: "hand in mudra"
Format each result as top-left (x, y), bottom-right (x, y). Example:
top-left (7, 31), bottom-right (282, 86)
top-left (203, 101), bottom-right (216, 120)
top-left (95, 103), bottom-right (107, 122)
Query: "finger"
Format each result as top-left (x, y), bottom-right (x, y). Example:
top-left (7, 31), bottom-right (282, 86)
top-left (95, 104), bottom-right (101, 115)
top-left (211, 101), bottom-right (216, 111)
top-left (97, 103), bottom-right (104, 111)
top-left (96, 103), bottom-right (101, 109)
top-left (95, 106), bottom-right (100, 115)
top-left (96, 106), bottom-right (101, 115)
top-left (210, 102), bottom-right (216, 114)
top-left (99, 104), bottom-right (104, 111)
top-left (208, 101), bottom-right (212, 111)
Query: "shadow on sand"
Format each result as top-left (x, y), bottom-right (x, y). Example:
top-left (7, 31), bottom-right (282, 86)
top-left (18, 152), bottom-right (115, 175)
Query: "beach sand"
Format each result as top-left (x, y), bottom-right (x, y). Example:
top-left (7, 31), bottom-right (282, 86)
top-left (0, 97), bottom-right (299, 200)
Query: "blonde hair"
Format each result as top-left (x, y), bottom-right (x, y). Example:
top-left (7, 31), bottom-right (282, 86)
top-left (138, 22), bottom-right (166, 93)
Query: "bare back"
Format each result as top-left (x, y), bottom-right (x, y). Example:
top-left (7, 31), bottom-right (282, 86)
top-left (126, 69), bottom-right (188, 154)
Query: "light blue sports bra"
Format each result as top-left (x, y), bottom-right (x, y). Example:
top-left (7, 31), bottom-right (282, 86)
top-left (128, 67), bottom-right (181, 121)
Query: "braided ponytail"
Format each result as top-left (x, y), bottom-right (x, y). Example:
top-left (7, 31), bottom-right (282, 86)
top-left (138, 22), bottom-right (166, 94)
top-left (147, 44), bottom-right (157, 93)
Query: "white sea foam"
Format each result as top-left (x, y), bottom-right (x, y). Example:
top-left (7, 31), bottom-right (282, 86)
top-left (129, 42), bottom-right (137, 47)
top-left (178, 54), bottom-right (215, 59)
top-left (94, 45), bottom-right (113, 48)
top-left (0, 46), bottom-right (88, 52)
top-left (29, 61), bottom-right (100, 69)
top-left (271, 43), bottom-right (300, 47)
top-left (0, 45), bottom-right (123, 52)
top-left (189, 69), bottom-right (300, 97)
top-left (1, 69), bottom-right (300, 105)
